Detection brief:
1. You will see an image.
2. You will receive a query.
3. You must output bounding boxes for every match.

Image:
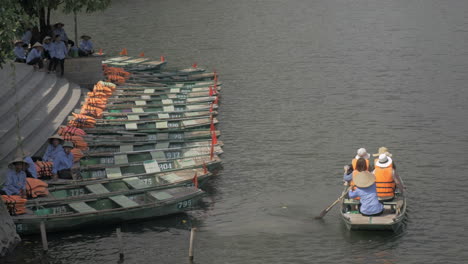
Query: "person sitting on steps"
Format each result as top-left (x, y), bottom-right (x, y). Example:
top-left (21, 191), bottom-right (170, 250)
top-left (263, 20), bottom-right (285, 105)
top-left (0, 157), bottom-right (28, 196)
top-left (52, 141), bottom-right (75, 180)
top-left (42, 134), bottom-right (64, 162)
top-left (13, 40), bottom-right (26, 63)
top-left (26, 42), bottom-right (44, 70)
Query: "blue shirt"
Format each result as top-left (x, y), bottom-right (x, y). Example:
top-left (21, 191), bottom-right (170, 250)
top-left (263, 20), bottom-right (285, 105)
top-left (51, 41), bottom-right (68, 59)
top-left (348, 184), bottom-right (384, 215)
top-left (53, 28), bottom-right (68, 42)
top-left (79, 40), bottom-right (93, 52)
top-left (14, 46), bottom-right (26, 59)
top-left (26, 48), bottom-right (42, 63)
top-left (24, 156), bottom-right (37, 179)
top-left (2, 170), bottom-right (27, 195)
top-left (43, 42), bottom-right (52, 52)
top-left (42, 144), bottom-right (64, 162)
top-left (52, 151), bottom-right (74, 174)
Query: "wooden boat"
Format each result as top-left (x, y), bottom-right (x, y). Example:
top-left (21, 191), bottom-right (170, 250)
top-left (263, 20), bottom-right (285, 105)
top-left (80, 145), bottom-right (223, 166)
top-left (102, 56), bottom-right (167, 71)
top-left (104, 103), bottom-right (217, 113)
top-left (99, 110), bottom-right (217, 122)
top-left (118, 81), bottom-right (221, 90)
top-left (83, 130), bottom-right (221, 145)
top-left (78, 155), bottom-right (222, 180)
top-left (103, 97), bottom-right (215, 109)
top-left (84, 140), bottom-right (224, 154)
top-left (34, 168), bottom-right (210, 204)
top-left (107, 91), bottom-right (213, 101)
top-left (13, 186), bottom-right (204, 234)
top-left (126, 72), bottom-right (215, 83)
top-left (129, 67), bottom-right (206, 78)
top-left (83, 117), bottom-right (218, 135)
top-left (340, 190), bottom-right (407, 231)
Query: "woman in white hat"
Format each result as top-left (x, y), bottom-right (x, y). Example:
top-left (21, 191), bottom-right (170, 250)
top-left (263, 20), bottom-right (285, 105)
top-left (351, 148), bottom-right (371, 171)
top-left (26, 42), bottom-right (44, 69)
top-left (348, 171), bottom-right (384, 216)
top-left (0, 158), bottom-right (29, 196)
top-left (42, 134), bottom-right (64, 162)
top-left (52, 141), bottom-right (75, 180)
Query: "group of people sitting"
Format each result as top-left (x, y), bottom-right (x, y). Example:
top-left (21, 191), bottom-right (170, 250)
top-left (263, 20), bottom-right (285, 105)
top-left (14, 22), bottom-right (94, 76)
top-left (1, 135), bottom-right (75, 197)
top-left (343, 147), bottom-right (404, 217)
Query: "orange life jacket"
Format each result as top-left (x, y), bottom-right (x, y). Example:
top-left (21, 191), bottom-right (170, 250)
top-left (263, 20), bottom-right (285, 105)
top-left (25, 178), bottom-right (49, 198)
top-left (374, 165), bottom-right (395, 198)
top-left (35, 161), bottom-right (54, 178)
top-left (1, 195), bottom-right (27, 215)
top-left (351, 158), bottom-right (369, 171)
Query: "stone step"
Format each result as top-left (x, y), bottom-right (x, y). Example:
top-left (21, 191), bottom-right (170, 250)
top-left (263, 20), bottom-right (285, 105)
top-left (0, 63), bottom-right (35, 100)
top-left (0, 78), bottom-right (81, 168)
top-left (0, 74), bottom-right (58, 143)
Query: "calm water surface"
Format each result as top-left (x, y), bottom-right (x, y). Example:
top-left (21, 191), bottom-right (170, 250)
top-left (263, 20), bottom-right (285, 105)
top-left (4, 0), bottom-right (468, 263)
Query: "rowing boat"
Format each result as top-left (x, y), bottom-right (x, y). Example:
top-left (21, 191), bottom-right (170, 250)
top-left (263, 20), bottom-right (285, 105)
top-left (14, 186), bottom-right (203, 234)
top-left (340, 190), bottom-right (407, 231)
top-left (104, 103), bottom-right (217, 114)
top-left (103, 56), bottom-right (167, 71)
top-left (99, 110), bottom-right (216, 122)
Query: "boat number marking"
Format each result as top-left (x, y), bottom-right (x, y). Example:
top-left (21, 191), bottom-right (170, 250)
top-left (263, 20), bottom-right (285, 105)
top-left (159, 163), bottom-right (173, 170)
top-left (69, 188), bottom-right (85, 196)
top-left (142, 178), bottom-right (153, 185)
top-left (177, 199), bottom-right (193, 209)
top-left (53, 206), bottom-right (68, 214)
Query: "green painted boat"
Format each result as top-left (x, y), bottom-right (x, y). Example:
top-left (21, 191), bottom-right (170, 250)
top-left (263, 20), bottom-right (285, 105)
top-left (13, 186), bottom-right (204, 235)
top-left (102, 56), bottom-right (167, 71)
top-left (129, 67), bottom-right (207, 78)
top-left (78, 155), bottom-right (222, 180)
top-left (121, 81), bottom-right (221, 89)
top-left (126, 72), bottom-right (215, 83)
top-left (83, 130), bottom-right (221, 145)
top-left (99, 110), bottom-right (217, 122)
top-left (34, 168), bottom-right (210, 204)
top-left (111, 86), bottom-right (220, 96)
top-left (84, 140), bottom-right (224, 154)
top-left (83, 117), bottom-right (218, 135)
top-left (104, 103), bottom-right (217, 114)
top-left (103, 97), bottom-right (215, 110)
top-left (80, 145), bottom-right (223, 166)
top-left (107, 91), bottom-right (213, 101)
top-left (340, 190), bottom-right (407, 231)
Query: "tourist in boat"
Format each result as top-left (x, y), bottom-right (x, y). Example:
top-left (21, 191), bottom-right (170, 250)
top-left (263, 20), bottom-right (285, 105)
top-left (373, 146), bottom-right (396, 169)
top-left (351, 148), bottom-right (371, 171)
top-left (14, 40), bottom-right (26, 63)
top-left (26, 42), bottom-right (44, 69)
top-left (48, 35), bottom-right (68, 76)
top-left (373, 153), bottom-right (405, 199)
top-left (42, 134), bottom-right (64, 162)
top-left (344, 157), bottom-right (368, 184)
top-left (0, 157), bottom-right (28, 196)
top-left (23, 151), bottom-right (38, 179)
top-left (348, 171), bottom-right (384, 217)
top-left (42, 36), bottom-right (53, 59)
top-left (52, 141), bottom-right (75, 180)
top-left (79, 35), bottom-right (94, 56)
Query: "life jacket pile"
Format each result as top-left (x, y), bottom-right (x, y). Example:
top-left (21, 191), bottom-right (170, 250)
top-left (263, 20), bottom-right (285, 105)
top-left (58, 125), bottom-right (87, 136)
top-left (25, 178), bottom-right (49, 198)
top-left (71, 148), bottom-right (84, 163)
top-left (35, 161), bottom-right (54, 178)
top-left (1, 195), bottom-right (27, 215)
top-left (62, 135), bottom-right (88, 150)
top-left (68, 113), bottom-right (97, 128)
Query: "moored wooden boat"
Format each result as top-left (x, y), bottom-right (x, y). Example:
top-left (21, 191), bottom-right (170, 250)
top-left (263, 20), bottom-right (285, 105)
top-left (340, 190), bottom-right (407, 231)
top-left (14, 186), bottom-right (204, 234)
top-left (104, 103), bottom-right (217, 114)
top-left (99, 110), bottom-right (216, 122)
top-left (127, 72), bottom-right (215, 83)
top-left (102, 56), bottom-right (167, 71)
top-left (83, 117), bottom-right (218, 135)
top-left (80, 145), bottom-right (223, 166)
top-left (103, 97), bottom-right (215, 109)
top-left (119, 80), bottom-right (221, 89)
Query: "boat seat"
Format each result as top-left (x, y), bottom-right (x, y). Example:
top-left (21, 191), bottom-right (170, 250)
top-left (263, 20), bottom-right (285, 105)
top-left (156, 142), bottom-right (170, 149)
top-left (123, 177), bottom-right (151, 189)
top-left (343, 199), bottom-right (360, 205)
top-left (69, 202), bottom-right (97, 213)
top-left (86, 183), bottom-right (110, 194)
top-left (109, 195), bottom-right (139, 208)
top-left (149, 191), bottom-right (173, 201)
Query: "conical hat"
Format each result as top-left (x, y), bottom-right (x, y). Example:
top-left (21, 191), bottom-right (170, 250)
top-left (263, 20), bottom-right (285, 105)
top-left (48, 134), bottom-right (64, 143)
top-left (32, 42), bottom-right (43, 48)
top-left (352, 171), bottom-right (375, 188)
top-left (8, 157), bottom-right (29, 169)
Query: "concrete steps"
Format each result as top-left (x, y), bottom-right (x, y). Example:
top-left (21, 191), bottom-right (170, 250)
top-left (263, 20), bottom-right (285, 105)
top-left (0, 63), bottom-right (82, 182)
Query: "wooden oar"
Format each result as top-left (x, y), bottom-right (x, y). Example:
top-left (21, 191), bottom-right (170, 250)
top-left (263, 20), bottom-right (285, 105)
top-left (315, 186), bottom-right (351, 220)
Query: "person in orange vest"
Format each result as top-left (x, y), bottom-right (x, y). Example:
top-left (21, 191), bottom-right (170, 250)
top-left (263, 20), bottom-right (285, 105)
top-left (344, 158), bottom-right (368, 184)
top-left (372, 147), bottom-right (396, 169)
top-left (372, 154), bottom-right (404, 199)
top-left (351, 148), bottom-right (371, 171)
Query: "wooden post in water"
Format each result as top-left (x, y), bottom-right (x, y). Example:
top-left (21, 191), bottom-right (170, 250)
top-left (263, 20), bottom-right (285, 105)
top-left (116, 227), bottom-right (124, 260)
top-left (189, 228), bottom-right (197, 262)
top-left (40, 221), bottom-right (48, 252)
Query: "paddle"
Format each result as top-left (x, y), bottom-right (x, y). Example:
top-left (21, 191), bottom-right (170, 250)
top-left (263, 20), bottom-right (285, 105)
top-left (315, 186), bottom-right (352, 220)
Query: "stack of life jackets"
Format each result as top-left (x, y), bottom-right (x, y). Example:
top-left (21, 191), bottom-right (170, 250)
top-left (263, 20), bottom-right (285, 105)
top-left (58, 125), bottom-right (87, 137)
top-left (2, 195), bottom-right (27, 215)
top-left (71, 148), bottom-right (84, 163)
top-left (62, 135), bottom-right (88, 150)
top-left (80, 103), bottom-right (104, 118)
top-left (68, 113), bottom-right (97, 128)
top-left (35, 161), bottom-right (54, 179)
top-left (25, 178), bottom-right (49, 198)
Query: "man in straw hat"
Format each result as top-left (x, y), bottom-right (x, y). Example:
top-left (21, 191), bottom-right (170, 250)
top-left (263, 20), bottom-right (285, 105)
top-left (372, 153), bottom-right (405, 199)
top-left (13, 40), bottom-right (27, 63)
top-left (52, 141), bottom-right (75, 180)
top-left (348, 171), bottom-right (384, 216)
top-left (42, 134), bottom-right (64, 162)
top-left (373, 146), bottom-right (396, 169)
top-left (0, 157), bottom-right (29, 196)
top-left (26, 42), bottom-right (44, 69)
top-left (79, 35), bottom-right (94, 56)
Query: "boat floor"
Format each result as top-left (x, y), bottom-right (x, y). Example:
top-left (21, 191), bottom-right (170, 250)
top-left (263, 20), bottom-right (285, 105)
top-left (344, 207), bottom-right (396, 225)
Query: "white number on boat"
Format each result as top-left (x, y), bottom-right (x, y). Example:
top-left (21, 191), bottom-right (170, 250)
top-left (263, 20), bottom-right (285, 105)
top-left (142, 178), bottom-right (153, 185)
top-left (177, 199), bottom-right (193, 209)
top-left (53, 206), bottom-right (68, 214)
top-left (165, 151), bottom-right (181, 159)
top-left (159, 163), bottom-right (173, 170)
top-left (69, 188), bottom-right (85, 196)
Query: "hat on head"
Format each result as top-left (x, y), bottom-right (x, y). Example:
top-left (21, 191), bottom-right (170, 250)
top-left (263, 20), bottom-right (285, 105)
top-left (48, 134), bottom-right (64, 144)
top-left (8, 157), bottom-right (29, 169)
top-left (15, 40), bottom-right (24, 45)
top-left (373, 146), bottom-right (392, 157)
top-left (63, 141), bottom-right (74, 149)
top-left (80, 35), bottom-right (91, 39)
top-left (355, 148), bottom-right (370, 160)
top-left (375, 153), bottom-right (393, 168)
top-left (32, 42), bottom-right (43, 48)
top-left (43, 36), bottom-right (52, 41)
top-left (352, 171), bottom-right (375, 188)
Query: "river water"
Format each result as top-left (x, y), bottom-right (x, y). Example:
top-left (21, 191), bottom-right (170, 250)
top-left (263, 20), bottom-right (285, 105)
top-left (4, 0), bottom-right (468, 263)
